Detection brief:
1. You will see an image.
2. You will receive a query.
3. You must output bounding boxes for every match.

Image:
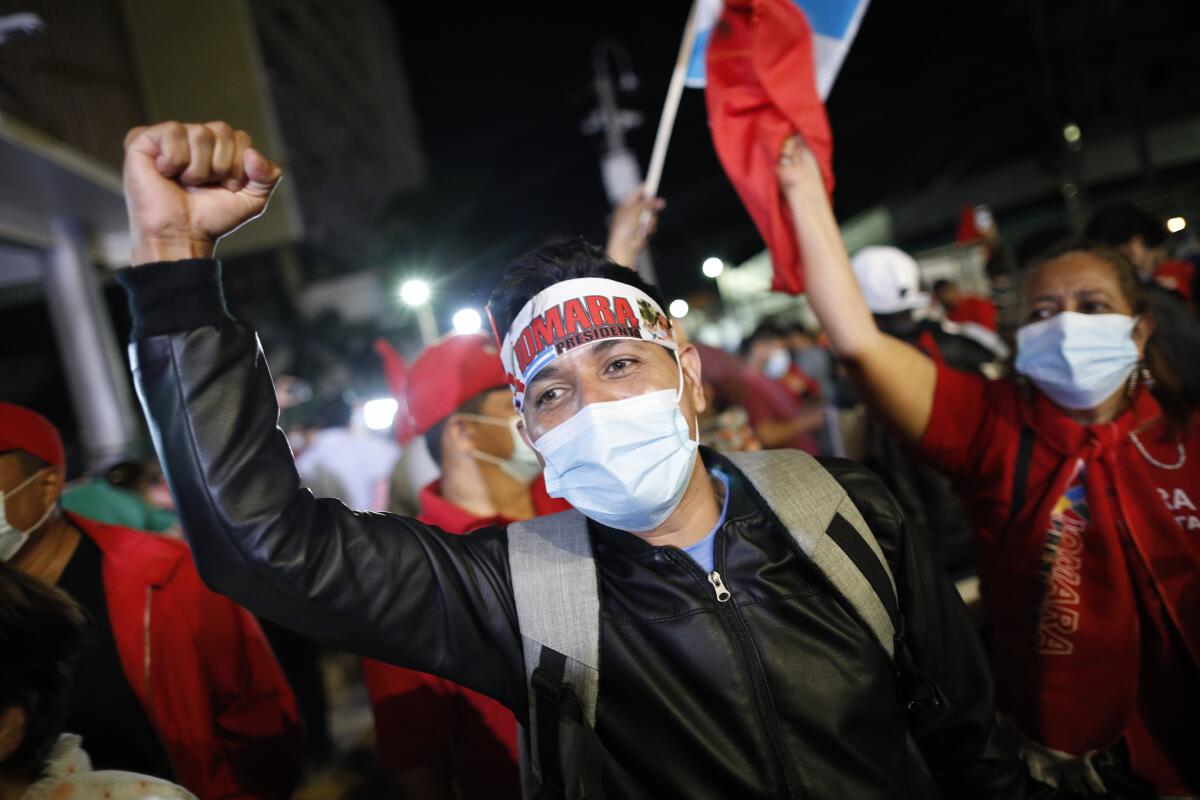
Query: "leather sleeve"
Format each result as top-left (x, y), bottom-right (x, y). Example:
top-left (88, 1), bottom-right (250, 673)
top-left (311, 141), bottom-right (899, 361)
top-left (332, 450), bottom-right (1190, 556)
top-left (121, 261), bottom-right (528, 717)
top-left (823, 458), bottom-right (1030, 800)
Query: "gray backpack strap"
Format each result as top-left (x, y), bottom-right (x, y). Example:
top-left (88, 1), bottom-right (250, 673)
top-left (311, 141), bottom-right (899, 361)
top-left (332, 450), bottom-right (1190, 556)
top-left (508, 510), bottom-right (602, 799)
top-left (725, 449), bottom-right (897, 658)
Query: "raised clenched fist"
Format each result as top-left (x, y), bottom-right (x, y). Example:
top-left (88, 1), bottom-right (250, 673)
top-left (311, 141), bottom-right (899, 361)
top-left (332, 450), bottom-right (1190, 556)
top-left (123, 121), bottom-right (282, 266)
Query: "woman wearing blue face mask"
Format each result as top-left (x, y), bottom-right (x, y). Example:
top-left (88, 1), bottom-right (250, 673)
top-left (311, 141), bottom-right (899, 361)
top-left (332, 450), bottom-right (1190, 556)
top-left (783, 136), bottom-right (1200, 797)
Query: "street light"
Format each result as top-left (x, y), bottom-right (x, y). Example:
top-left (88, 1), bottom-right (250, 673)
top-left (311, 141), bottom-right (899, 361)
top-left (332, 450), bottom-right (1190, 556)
top-left (452, 308), bottom-right (482, 334)
top-left (398, 278), bottom-right (437, 344)
top-left (400, 278), bottom-right (431, 307)
top-left (363, 398), bottom-right (398, 431)
top-left (702, 257), bottom-right (724, 278)
top-left (668, 298), bottom-right (689, 319)
top-left (1167, 216), bottom-right (1187, 234)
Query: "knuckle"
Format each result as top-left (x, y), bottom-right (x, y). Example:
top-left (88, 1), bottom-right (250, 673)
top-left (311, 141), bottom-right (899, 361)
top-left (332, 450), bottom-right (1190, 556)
top-left (189, 124), bottom-right (215, 145)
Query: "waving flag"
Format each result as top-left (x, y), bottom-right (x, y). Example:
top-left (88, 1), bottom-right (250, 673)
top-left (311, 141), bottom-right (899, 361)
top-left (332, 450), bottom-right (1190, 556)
top-left (687, 0), bottom-right (869, 97)
top-left (691, 0), bottom-right (869, 294)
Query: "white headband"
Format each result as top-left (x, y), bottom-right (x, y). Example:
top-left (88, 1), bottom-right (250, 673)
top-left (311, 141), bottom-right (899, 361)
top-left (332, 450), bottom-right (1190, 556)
top-left (494, 277), bottom-right (677, 410)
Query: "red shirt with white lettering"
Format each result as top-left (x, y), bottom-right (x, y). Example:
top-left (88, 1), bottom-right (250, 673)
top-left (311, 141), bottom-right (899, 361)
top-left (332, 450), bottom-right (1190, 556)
top-left (917, 363), bottom-right (1200, 794)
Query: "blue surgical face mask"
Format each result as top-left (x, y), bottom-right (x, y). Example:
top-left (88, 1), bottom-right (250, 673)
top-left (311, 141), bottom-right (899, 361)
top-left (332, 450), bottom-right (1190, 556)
top-left (533, 353), bottom-right (699, 532)
top-left (1015, 311), bottom-right (1139, 411)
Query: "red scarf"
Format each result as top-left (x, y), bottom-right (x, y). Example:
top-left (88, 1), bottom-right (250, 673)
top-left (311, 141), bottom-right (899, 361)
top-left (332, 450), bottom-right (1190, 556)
top-left (988, 387), bottom-right (1200, 755)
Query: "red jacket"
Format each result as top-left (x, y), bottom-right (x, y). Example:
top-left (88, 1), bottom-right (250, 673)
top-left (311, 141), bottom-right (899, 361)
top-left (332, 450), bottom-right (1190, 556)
top-left (361, 478), bottom-right (569, 799)
top-left (72, 514), bottom-right (303, 799)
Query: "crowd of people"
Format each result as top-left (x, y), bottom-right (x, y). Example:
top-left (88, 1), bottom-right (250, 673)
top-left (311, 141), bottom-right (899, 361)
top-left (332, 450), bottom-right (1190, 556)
top-left (1, 113), bottom-right (1198, 800)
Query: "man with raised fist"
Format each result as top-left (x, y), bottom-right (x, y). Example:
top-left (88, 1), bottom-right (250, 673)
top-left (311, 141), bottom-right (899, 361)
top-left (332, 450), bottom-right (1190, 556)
top-left (117, 121), bottom-right (1025, 799)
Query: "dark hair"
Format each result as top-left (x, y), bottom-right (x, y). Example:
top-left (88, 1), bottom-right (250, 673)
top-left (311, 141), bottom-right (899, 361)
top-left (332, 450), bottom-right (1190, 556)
top-left (1085, 204), bottom-right (1167, 249)
top-left (932, 278), bottom-right (954, 294)
top-left (0, 562), bottom-right (86, 780)
top-left (1016, 223), bottom-right (1074, 267)
top-left (486, 238), bottom-right (668, 344)
top-left (1023, 239), bottom-right (1193, 430)
top-left (424, 391), bottom-right (491, 467)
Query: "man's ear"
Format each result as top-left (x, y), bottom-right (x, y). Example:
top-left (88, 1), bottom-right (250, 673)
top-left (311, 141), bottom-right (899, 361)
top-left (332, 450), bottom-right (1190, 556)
top-left (0, 704), bottom-right (27, 762)
top-left (442, 416), bottom-right (477, 456)
top-left (678, 344), bottom-right (707, 416)
top-left (38, 467), bottom-right (63, 511)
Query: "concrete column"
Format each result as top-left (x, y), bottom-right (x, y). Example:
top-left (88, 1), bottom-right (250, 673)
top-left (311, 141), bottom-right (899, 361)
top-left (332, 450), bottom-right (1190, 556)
top-left (42, 218), bottom-right (139, 469)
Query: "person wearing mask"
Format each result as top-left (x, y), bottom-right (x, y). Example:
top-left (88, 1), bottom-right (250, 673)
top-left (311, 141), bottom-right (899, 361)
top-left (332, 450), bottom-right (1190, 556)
top-left (933, 278), bottom-right (999, 332)
top-left (693, 343), bottom-right (763, 454)
top-left (850, 246), bottom-right (1007, 370)
top-left (0, 403), bottom-right (303, 799)
top-left (1086, 204), bottom-right (1197, 307)
top-left (114, 119), bottom-right (1027, 799)
top-left (740, 323), bottom-right (824, 451)
top-left (360, 334), bottom-right (567, 800)
top-left (0, 562), bottom-right (200, 800)
top-left (783, 134), bottom-right (1200, 796)
top-left (847, 248), bottom-right (998, 573)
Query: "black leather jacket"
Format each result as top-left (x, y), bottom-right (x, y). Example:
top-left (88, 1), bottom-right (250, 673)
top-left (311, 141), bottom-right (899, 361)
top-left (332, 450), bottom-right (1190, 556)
top-left (120, 260), bottom-right (1026, 799)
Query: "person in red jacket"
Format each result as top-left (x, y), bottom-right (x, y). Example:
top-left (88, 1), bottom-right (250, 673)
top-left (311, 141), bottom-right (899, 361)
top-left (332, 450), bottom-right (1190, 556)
top-left (783, 135), bottom-right (1199, 796)
top-left (360, 334), bottom-right (568, 800)
top-left (933, 278), bottom-right (999, 332)
top-left (0, 403), bottom-right (302, 799)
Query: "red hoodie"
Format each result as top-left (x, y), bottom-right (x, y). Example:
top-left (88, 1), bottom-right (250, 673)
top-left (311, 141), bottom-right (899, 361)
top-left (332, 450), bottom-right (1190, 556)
top-left (72, 514), bottom-right (303, 799)
top-left (360, 478), bottom-right (569, 799)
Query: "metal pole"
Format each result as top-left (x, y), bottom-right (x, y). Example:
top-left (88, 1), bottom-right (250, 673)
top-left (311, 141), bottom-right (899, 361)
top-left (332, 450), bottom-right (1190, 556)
top-left (415, 303), bottom-right (438, 345)
top-left (42, 218), bottom-right (140, 469)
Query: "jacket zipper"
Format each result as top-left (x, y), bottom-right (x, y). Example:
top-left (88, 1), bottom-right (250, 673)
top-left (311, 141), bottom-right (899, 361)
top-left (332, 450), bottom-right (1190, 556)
top-left (665, 545), bottom-right (800, 799)
top-left (708, 571), bottom-right (731, 602)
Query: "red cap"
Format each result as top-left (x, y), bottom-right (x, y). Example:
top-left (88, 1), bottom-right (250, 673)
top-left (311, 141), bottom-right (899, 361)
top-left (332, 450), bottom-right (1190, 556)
top-left (0, 402), bottom-right (66, 477)
top-left (401, 334), bottom-right (508, 439)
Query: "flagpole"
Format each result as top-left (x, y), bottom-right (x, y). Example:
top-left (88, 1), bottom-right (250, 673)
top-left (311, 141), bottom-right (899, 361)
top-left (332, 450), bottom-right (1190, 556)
top-left (642, 0), bottom-right (702, 200)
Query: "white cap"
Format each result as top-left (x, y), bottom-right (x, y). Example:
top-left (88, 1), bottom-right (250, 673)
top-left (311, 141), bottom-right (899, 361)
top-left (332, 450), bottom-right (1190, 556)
top-left (850, 246), bottom-right (930, 314)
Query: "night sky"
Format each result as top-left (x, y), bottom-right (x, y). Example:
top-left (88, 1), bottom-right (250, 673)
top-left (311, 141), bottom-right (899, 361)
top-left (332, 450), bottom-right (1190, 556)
top-left (388, 0), bottom-right (1200, 307)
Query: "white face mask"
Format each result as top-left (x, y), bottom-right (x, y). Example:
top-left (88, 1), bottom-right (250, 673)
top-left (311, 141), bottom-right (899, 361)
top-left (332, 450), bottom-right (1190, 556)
top-left (457, 413), bottom-right (544, 485)
top-left (763, 347), bottom-right (791, 380)
top-left (1015, 311), bottom-right (1140, 411)
top-left (532, 353), bottom-right (699, 532)
top-left (0, 470), bottom-right (53, 562)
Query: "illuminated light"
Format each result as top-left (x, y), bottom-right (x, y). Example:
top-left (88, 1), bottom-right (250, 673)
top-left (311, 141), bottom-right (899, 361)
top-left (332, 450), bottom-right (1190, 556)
top-left (363, 398), bottom-right (398, 431)
top-left (702, 257), bottom-right (725, 278)
top-left (452, 308), bottom-right (483, 334)
top-left (1062, 123), bottom-right (1082, 144)
top-left (668, 298), bottom-right (689, 318)
top-left (1167, 216), bottom-right (1187, 234)
top-left (399, 279), bottom-right (431, 307)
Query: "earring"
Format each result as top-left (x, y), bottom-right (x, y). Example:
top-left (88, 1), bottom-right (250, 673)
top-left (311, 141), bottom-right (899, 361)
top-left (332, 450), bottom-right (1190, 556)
top-left (1141, 362), bottom-right (1154, 391)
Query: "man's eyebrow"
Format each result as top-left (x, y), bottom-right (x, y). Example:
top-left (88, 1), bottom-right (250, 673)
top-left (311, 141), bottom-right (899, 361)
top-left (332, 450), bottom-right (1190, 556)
top-left (526, 362), bottom-right (561, 389)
